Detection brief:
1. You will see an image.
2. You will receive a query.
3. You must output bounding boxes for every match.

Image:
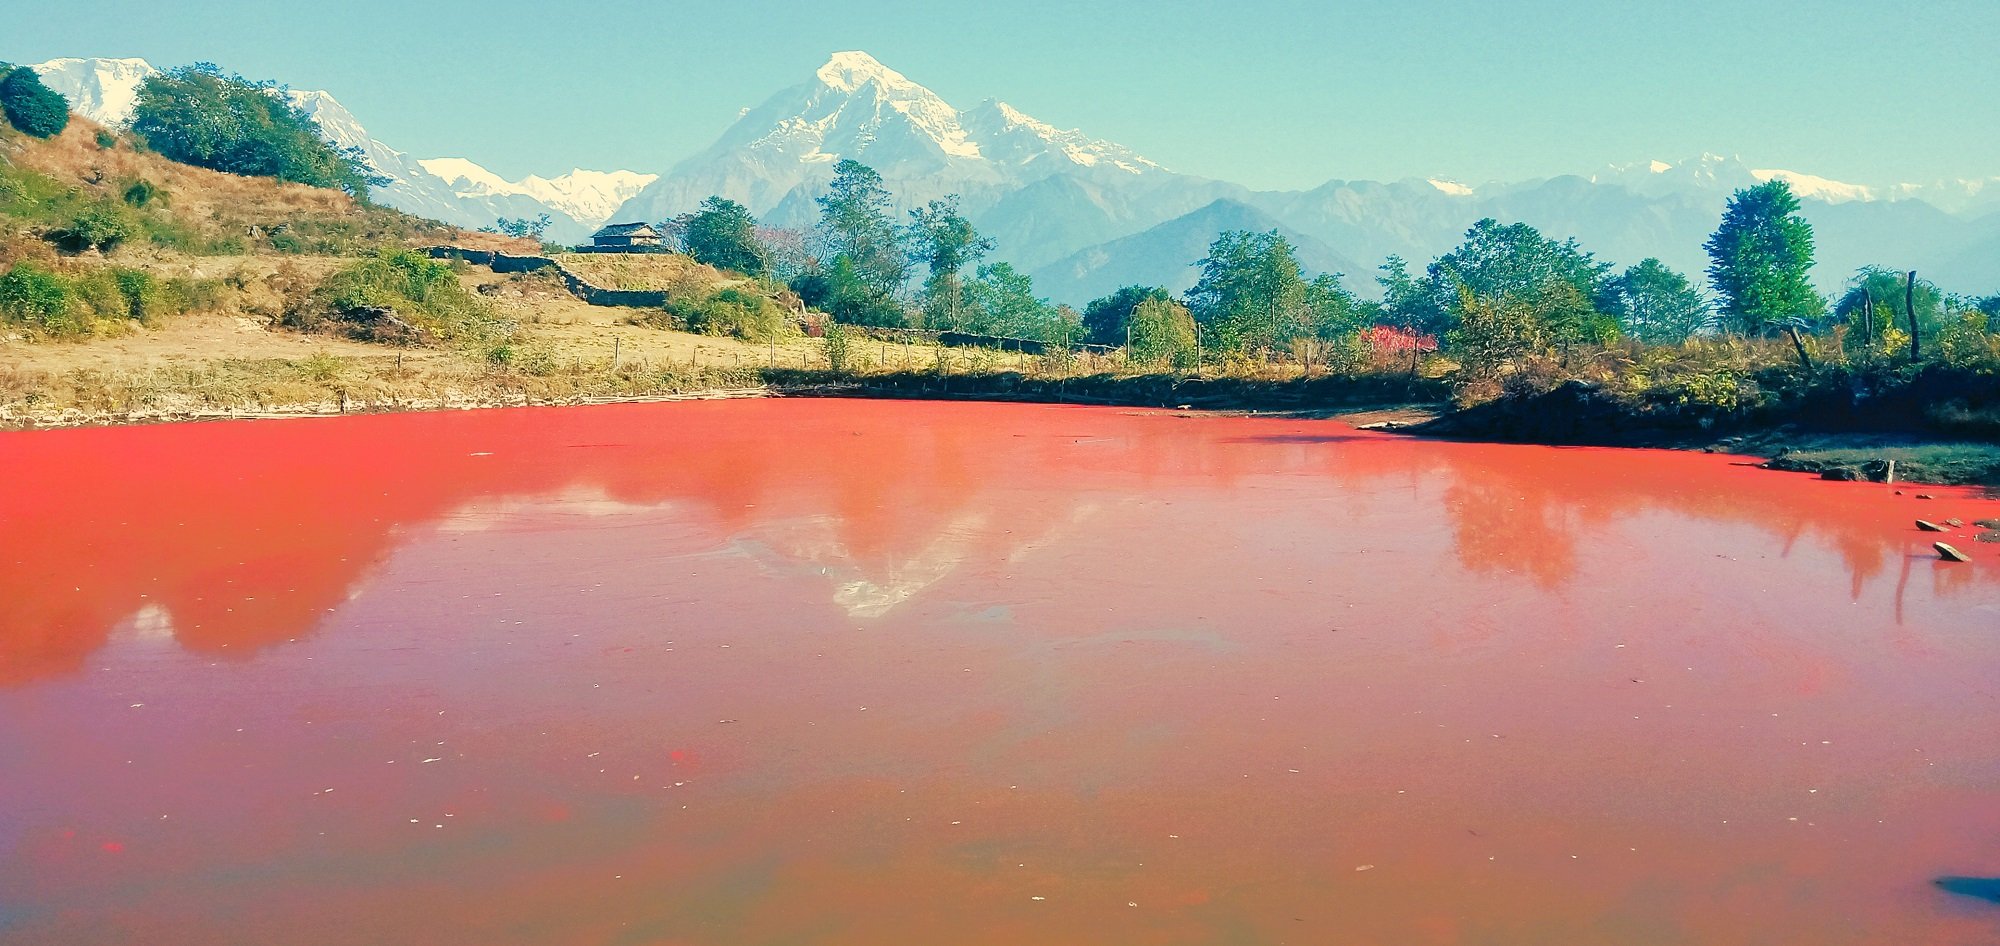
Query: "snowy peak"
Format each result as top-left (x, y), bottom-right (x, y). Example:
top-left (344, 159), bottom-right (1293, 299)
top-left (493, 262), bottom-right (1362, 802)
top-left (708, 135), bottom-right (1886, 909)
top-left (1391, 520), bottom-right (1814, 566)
top-left (30, 57), bottom-right (159, 126)
top-left (417, 159), bottom-right (656, 226)
top-left (814, 50), bottom-right (913, 94)
top-left (959, 98), bottom-right (1165, 174)
top-left (1750, 169), bottom-right (1875, 204)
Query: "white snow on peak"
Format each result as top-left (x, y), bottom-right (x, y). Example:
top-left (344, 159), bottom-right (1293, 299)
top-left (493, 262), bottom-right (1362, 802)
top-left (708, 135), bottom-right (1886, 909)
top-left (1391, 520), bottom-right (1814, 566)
top-left (30, 56), bottom-right (160, 126)
top-left (418, 158), bottom-right (656, 225)
top-left (967, 98), bottom-right (1165, 174)
top-left (1648, 160), bottom-right (1673, 174)
top-left (1750, 168), bottom-right (1875, 204)
top-left (815, 51), bottom-right (910, 93)
top-left (1427, 178), bottom-right (1474, 196)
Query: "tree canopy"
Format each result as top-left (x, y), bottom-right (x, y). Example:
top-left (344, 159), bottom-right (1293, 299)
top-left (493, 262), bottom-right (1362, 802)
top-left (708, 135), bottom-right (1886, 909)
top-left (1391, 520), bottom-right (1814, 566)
top-left (1705, 180), bottom-right (1822, 333)
top-left (905, 196), bottom-right (991, 329)
top-left (802, 160), bottom-right (908, 325)
top-left (1610, 258), bottom-right (1713, 344)
top-left (1186, 230), bottom-right (1310, 352)
top-left (683, 196), bottom-right (768, 276)
top-left (132, 64), bottom-right (384, 199)
top-left (0, 66), bottom-right (71, 139)
top-left (1081, 284), bottom-right (1171, 345)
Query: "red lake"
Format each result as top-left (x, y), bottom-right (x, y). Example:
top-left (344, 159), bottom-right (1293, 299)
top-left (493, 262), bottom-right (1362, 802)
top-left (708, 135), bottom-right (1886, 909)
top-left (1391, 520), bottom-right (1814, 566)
top-left (2, 398), bottom-right (1998, 945)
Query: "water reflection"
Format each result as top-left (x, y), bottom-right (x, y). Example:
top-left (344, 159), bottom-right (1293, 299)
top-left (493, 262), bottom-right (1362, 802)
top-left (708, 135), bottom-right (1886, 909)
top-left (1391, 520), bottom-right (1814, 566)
top-left (2, 399), bottom-right (1995, 688)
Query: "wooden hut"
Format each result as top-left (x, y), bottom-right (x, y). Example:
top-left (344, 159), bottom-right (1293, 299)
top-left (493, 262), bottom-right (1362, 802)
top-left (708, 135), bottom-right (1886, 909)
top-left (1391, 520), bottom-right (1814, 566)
top-left (588, 222), bottom-right (662, 251)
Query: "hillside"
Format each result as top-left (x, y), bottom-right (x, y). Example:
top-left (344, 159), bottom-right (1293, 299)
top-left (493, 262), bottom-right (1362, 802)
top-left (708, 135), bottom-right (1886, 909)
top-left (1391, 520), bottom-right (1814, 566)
top-left (0, 113), bottom-right (513, 259)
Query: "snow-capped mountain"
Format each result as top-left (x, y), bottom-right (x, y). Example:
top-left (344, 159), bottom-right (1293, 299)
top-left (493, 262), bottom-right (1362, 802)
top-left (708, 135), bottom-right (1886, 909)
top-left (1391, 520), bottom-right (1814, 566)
top-left (613, 51), bottom-right (1184, 239)
top-left (29, 57), bottom-right (649, 241)
top-left (417, 159), bottom-right (654, 229)
top-left (25, 57), bottom-right (159, 126)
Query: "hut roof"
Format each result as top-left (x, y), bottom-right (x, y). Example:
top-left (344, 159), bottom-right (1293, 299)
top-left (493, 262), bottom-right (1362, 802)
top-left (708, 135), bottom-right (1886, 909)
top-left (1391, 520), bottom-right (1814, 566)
top-left (591, 222), bottom-right (659, 239)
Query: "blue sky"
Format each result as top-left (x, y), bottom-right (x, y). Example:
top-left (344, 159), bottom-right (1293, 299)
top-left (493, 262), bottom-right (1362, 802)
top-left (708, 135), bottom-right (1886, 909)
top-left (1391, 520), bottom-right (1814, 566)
top-left (7, 0), bottom-right (1996, 188)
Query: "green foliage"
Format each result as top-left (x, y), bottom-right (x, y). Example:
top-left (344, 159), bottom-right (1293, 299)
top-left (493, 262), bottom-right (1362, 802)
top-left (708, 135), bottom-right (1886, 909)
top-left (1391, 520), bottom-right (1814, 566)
top-left (132, 64), bottom-right (387, 199)
top-left (1082, 284), bottom-right (1170, 345)
top-left (0, 67), bottom-right (71, 139)
top-left (0, 262), bottom-right (82, 335)
top-left (905, 196), bottom-right (991, 328)
top-left (1834, 267), bottom-right (1942, 349)
top-left (1187, 230), bottom-right (1310, 352)
top-left (1705, 180), bottom-right (1822, 334)
top-left (0, 262), bottom-right (200, 336)
top-left (683, 197), bottom-right (768, 276)
top-left (1127, 297), bottom-right (1198, 368)
top-left (962, 261), bottom-right (1075, 342)
top-left (121, 178), bottom-right (161, 207)
top-left (792, 255), bottom-right (906, 327)
top-left (1446, 287), bottom-right (1542, 378)
top-left (1611, 258), bottom-right (1713, 343)
top-left (494, 214), bottom-right (552, 241)
top-left (95, 130), bottom-right (118, 150)
top-left (299, 250), bottom-right (508, 344)
top-left (823, 320), bottom-right (853, 373)
top-left (809, 160), bottom-right (906, 320)
top-left (55, 203), bottom-right (135, 253)
top-left (680, 285), bottom-right (792, 343)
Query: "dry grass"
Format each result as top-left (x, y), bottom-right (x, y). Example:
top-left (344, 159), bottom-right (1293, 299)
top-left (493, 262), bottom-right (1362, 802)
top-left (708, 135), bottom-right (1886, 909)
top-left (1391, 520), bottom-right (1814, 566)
top-left (553, 253), bottom-right (740, 292)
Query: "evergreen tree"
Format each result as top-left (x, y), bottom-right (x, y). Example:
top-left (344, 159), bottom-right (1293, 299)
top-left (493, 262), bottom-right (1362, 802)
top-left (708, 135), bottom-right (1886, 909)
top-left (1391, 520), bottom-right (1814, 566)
top-left (1705, 180), bottom-right (1822, 334)
top-left (683, 196), bottom-right (768, 276)
top-left (0, 66), bottom-right (71, 139)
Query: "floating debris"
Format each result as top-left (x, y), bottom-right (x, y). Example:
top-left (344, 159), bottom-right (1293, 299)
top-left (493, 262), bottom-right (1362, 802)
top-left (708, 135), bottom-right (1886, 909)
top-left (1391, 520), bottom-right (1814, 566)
top-left (1935, 543), bottom-right (1972, 563)
top-left (1915, 520), bottom-right (1947, 532)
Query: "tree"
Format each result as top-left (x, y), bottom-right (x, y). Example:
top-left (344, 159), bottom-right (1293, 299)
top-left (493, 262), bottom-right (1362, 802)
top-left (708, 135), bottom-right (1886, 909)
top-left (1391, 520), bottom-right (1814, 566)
top-left (1611, 258), bottom-right (1713, 343)
top-left (965, 262), bottom-right (1070, 341)
top-left (1127, 297), bottom-right (1198, 368)
top-left (1833, 266), bottom-right (1942, 348)
top-left (1376, 255), bottom-right (1446, 336)
top-left (1425, 219), bottom-right (1616, 332)
top-left (132, 64), bottom-right (386, 199)
top-left (1705, 180), bottom-right (1822, 334)
top-left (683, 196), bottom-right (768, 276)
top-left (1446, 287), bottom-right (1542, 378)
top-left (814, 159), bottom-right (906, 293)
top-left (0, 66), bottom-right (71, 139)
top-left (1186, 230), bottom-right (1309, 352)
top-left (904, 196), bottom-right (991, 329)
top-left (494, 214), bottom-right (552, 241)
top-left (1082, 285), bottom-right (1170, 345)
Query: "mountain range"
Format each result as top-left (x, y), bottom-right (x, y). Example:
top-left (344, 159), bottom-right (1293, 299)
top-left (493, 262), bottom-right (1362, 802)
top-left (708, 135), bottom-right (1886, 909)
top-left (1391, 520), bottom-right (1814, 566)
top-left (30, 53), bottom-right (2000, 303)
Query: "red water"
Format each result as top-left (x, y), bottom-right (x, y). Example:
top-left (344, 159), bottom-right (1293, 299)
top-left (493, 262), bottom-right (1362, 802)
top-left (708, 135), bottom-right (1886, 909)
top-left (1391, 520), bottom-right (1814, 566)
top-left (3, 399), bottom-right (1998, 945)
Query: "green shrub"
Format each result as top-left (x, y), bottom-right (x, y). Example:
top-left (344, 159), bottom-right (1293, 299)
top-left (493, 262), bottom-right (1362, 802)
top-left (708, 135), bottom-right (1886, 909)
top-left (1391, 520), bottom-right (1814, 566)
top-left (0, 68), bottom-right (70, 139)
top-left (0, 262), bottom-right (84, 335)
top-left (122, 179), bottom-right (160, 207)
top-left (680, 286), bottom-right (792, 343)
top-left (297, 249), bottom-right (509, 345)
top-left (55, 204), bottom-right (135, 253)
top-left (95, 130), bottom-right (118, 150)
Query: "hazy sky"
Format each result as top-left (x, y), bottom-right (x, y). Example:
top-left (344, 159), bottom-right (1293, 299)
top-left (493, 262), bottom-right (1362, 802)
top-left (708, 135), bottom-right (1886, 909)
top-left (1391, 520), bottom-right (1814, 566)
top-left (8, 0), bottom-right (1996, 188)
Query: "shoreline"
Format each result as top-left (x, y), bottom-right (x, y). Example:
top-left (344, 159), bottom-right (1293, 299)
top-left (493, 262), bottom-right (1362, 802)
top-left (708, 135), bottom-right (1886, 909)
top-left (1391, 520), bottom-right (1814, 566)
top-left (6, 369), bottom-right (1995, 488)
